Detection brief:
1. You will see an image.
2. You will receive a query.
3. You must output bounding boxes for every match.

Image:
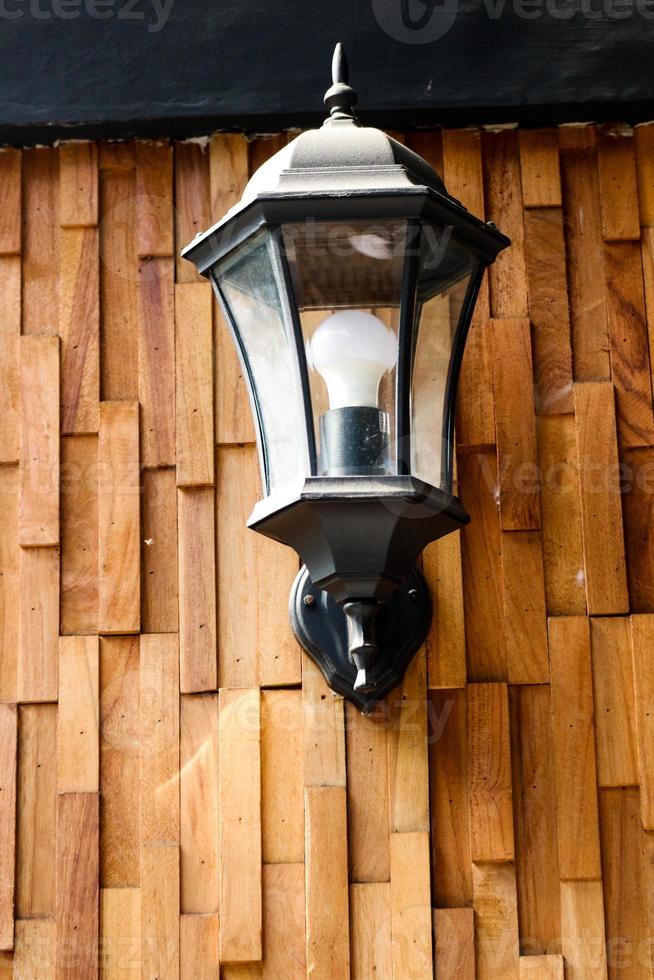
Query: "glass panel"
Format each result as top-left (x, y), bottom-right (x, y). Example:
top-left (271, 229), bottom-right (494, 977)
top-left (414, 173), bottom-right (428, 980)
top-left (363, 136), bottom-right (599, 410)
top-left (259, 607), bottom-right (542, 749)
top-left (213, 231), bottom-right (310, 497)
top-left (282, 220), bottom-right (406, 477)
top-left (410, 226), bottom-right (476, 490)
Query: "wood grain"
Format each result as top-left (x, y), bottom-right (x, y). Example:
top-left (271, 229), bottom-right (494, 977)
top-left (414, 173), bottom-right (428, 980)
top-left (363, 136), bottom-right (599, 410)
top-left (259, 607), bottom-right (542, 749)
top-left (390, 832), bottom-right (433, 980)
top-left (549, 616), bottom-right (602, 879)
top-left (423, 532), bottom-right (466, 688)
top-left (178, 487), bottom-right (217, 693)
top-left (56, 792), bottom-right (99, 978)
top-left (559, 880), bottom-right (608, 980)
top-left (98, 402), bottom-right (140, 634)
top-left (574, 382), bottom-right (629, 614)
top-left (19, 335), bottom-right (59, 547)
top-left (100, 887), bottom-right (140, 980)
top-left (135, 141), bottom-right (173, 257)
top-left (16, 705), bottom-right (57, 918)
top-left (141, 842), bottom-right (179, 980)
top-left (483, 130), bottom-right (528, 319)
top-left (305, 786), bottom-right (350, 980)
top-left (174, 141), bottom-right (210, 284)
top-left (590, 616), bottom-right (639, 788)
top-left (180, 693), bottom-right (219, 914)
top-left (219, 688), bottom-right (261, 964)
top-left (350, 882), bottom-right (392, 980)
top-left (631, 615), bottom-right (654, 829)
top-left (175, 282), bottom-right (214, 486)
top-left (142, 467), bottom-right (178, 633)
top-left (500, 530), bottom-right (549, 684)
top-left (0, 256), bottom-right (21, 463)
top-left (468, 682), bottom-right (514, 863)
top-left (18, 547), bottom-right (59, 702)
top-left (60, 435), bottom-right (98, 634)
top-left (261, 690), bottom-right (304, 865)
top-left (140, 633), bottom-right (179, 844)
top-left (519, 130), bottom-right (561, 208)
top-left (597, 128), bottom-right (640, 241)
top-left (490, 317), bottom-right (541, 530)
top-left (60, 226), bottom-right (100, 433)
top-left (60, 142), bottom-right (98, 228)
top-left (138, 257), bottom-right (175, 467)
top-left (345, 702), bottom-right (390, 882)
top-left (0, 149), bottom-right (21, 254)
top-left (57, 635), bottom-right (99, 793)
top-left (433, 907), bottom-right (475, 980)
top-left (0, 703), bottom-right (16, 951)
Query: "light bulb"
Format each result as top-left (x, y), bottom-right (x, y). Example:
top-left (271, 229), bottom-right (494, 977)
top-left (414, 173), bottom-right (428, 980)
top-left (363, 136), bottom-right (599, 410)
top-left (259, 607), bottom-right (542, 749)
top-left (308, 310), bottom-right (397, 410)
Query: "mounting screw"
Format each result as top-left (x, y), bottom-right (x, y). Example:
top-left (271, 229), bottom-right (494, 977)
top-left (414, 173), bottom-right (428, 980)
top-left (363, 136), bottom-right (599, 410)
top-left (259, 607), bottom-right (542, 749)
top-left (408, 588), bottom-right (419, 602)
top-left (303, 594), bottom-right (315, 607)
top-left (486, 220), bottom-right (497, 229)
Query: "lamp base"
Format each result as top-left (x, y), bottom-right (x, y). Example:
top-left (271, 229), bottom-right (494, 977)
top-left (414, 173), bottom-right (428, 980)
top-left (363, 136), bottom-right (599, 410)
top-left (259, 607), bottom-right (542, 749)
top-left (289, 564), bottom-right (432, 713)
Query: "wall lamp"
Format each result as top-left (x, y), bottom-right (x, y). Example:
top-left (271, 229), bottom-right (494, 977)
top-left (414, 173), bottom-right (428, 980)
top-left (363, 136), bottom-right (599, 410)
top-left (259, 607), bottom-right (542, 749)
top-left (183, 44), bottom-right (509, 711)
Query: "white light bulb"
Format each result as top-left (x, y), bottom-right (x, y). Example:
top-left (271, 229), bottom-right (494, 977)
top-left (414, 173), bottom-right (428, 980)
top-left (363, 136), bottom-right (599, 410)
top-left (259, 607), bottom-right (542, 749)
top-left (308, 310), bottom-right (397, 411)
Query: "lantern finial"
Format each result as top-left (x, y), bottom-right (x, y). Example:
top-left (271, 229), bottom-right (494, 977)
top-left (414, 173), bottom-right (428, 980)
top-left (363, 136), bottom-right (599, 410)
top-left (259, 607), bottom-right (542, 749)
top-left (323, 42), bottom-right (358, 122)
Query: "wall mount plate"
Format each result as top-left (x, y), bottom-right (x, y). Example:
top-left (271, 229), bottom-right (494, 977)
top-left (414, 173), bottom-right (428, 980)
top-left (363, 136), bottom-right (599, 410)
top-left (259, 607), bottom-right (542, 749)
top-left (289, 564), bottom-right (432, 712)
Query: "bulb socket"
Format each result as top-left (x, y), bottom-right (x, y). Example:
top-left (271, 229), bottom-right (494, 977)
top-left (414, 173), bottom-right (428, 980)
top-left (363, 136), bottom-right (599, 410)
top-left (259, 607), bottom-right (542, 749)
top-left (319, 406), bottom-right (391, 476)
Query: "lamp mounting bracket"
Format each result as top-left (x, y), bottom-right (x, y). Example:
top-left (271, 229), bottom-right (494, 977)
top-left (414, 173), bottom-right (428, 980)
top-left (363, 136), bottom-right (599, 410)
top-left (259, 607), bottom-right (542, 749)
top-left (290, 564), bottom-right (432, 712)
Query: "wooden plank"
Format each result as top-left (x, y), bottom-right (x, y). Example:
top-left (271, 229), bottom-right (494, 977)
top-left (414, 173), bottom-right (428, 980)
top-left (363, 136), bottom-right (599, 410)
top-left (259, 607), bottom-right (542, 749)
top-left (433, 908), bottom-right (475, 980)
top-left (509, 685), bottom-right (561, 953)
top-left (257, 534), bottom-right (302, 688)
top-left (423, 532), bottom-right (466, 688)
top-left (622, 448), bottom-right (654, 611)
top-left (458, 450), bottom-right (507, 681)
top-left (559, 143), bottom-right (611, 379)
top-left (140, 634), bottom-right (179, 843)
top-left (180, 693), bottom-right (219, 914)
top-left (407, 130), bottom-right (443, 172)
top-left (99, 162), bottom-right (138, 401)
top-left (100, 887), bottom-right (140, 980)
top-left (22, 147), bottom-right (59, 336)
top-left (56, 792), bottom-right (99, 978)
top-left (350, 882), bottom-right (391, 980)
top-left (536, 415), bottom-right (587, 615)
top-left (13, 919), bottom-right (56, 978)
top-left (19, 335), bottom-right (59, 547)
top-left (61, 435), bottom-right (98, 634)
top-left (388, 651), bottom-right (430, 833)
top-left (58, 635), bottom-right (99, 793)
top-left (0, 465), bottom-right (19, 701)
top-left (501, 531), bottom-right (549, 684)
top-left (175, 282), bottom-right (214, 486)
top-left (98, 142), bottom-right (135, 172)
top-left (473, 862), bottom-right (520, 980)
top-left (249, 134), bottom-right (286, 175)
top-left (490, 318), bottom-right (541, 530)
top-left (302, 657), bottom-right (346, 788)
top-left (262, 863), bottom-right (306, 979)
top-left (135, 141), bottom-right (173, 257)
top-left (442, 129), bottom-right (495, 448)
top-left (0, 148), bottom-right (21, 254)
top-left (519, 956), bottom-right (564, 979)
top-left (17, 547), bottom-right (59, 702)
top-left (523, 208), bottom-right (573, 414)
top-left (559, 880), bottom-right (608, 980)
top-left (483, 130), bottom-right (528, 318)
top-left (142, 467), bottom-right (178, 633)
top-left (16, 704), bottom-right (57, 917)
top-left (209, 133), bottom-right (248, 219)
top-left (98, 401), bottom-right (140, 635)
top-left (178, 487), bottom-right (217, 693)
top-left (559, 124), bottom-right (598, 151)
top-left (216, 445), bottom-right (259, 688)
top-left (0, 256), bottom-right (20, 462)
top-left (100, 636), bottom-right (140, 887)
top-left (219, 688), bottom-right (262, 964)
top-left (345, 702), bottom-right (390, 882)
top-left (574, 383), bottom-right (629, 615)
top-left (138, 257), bottom-right (175, 467)
top-left (261, 690), bottom-right (303, 865)
top-left (518, 130), bottom-right (561, 208)
top-left (390, 832), bottom-right (432, 980)
top-left (641, 226), bottom-right (654, 405)
top-left (590, 617), bottom-right (639, 788)
top-left (599, 788), bottom-right (650, 979)
top-left (60, 226), bottom-right (100, 433)
top-left (174, 141), bottom-right (210, 284)
top-left (635, 122), bottom-right (654, 225)
top-left (548, 616), bottom-right (602, 879)
top-left (0, 704), bottom-right (16, 951)
top-left (180, 914), bottom-right (219, 980)
top-left (59, 142), bottom-right (98, 228)
top-left (468, 683), bottom-right (514, 863)
top-left (305, 786), bottom-right (350, 979)
top-left (141, 842), bottom-right (179, 980)
top-left (604, 241), bottom-right (654, 448)
top-left (429, 690), bottom-right (472, 907)
top-left (597, 128), bottom-right (640, 241)
top-left (631, 616), bottom-right (654, 829)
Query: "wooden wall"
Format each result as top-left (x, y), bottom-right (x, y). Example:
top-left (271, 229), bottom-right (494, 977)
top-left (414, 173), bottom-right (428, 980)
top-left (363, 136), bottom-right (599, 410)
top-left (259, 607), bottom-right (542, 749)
top-left (0, 124), bottom-right (653, 977)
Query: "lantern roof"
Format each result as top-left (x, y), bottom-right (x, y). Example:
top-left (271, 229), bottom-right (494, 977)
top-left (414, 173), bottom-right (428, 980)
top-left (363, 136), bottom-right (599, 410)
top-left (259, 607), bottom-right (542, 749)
top-left (182, 43), bottom-right (510, 275)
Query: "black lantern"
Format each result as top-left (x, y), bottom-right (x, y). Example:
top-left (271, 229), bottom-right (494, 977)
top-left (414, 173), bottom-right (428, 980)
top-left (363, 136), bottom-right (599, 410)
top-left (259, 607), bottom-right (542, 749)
top-left (183, 45), bottom-right (509, 710)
